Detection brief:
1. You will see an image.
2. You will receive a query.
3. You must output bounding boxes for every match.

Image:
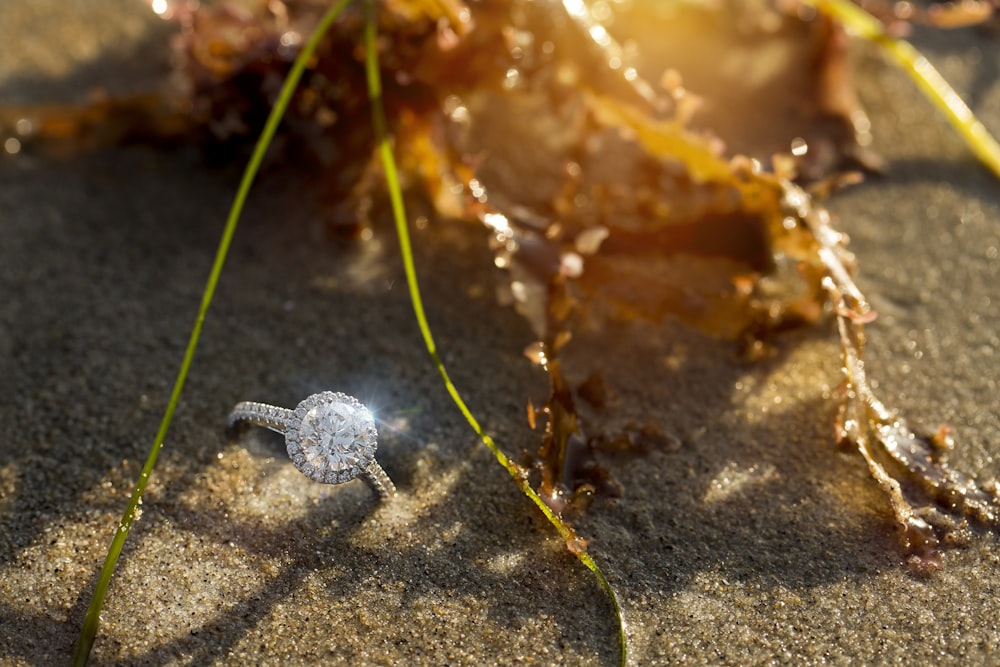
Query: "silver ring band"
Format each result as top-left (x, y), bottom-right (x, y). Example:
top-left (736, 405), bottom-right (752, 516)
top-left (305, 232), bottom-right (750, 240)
top-left (229, 401), bottom-right (294, 432)
top-left (229, 392), bottom-right (396, 499)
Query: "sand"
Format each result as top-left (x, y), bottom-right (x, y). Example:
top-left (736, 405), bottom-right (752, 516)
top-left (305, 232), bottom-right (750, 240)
top-left (2, 3), bottom-right (999, 665)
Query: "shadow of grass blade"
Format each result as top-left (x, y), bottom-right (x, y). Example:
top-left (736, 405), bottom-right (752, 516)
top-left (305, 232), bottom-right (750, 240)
top-left (361, 1), bottom-right (627, 663)
top-left (71, 1), bottom-right (353, 664)
top-left (804, 0), bottom-right (1000, 179)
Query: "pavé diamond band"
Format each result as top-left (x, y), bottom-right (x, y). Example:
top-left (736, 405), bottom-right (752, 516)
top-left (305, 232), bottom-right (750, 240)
top-left (229, 391), bottom-right (396, 499)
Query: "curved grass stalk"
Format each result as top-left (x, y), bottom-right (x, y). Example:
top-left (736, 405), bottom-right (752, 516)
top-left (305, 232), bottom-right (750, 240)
top-left (362, 1), bottom-right (626, 664)
top-left (71, 1), bottom-right (353, 664)
top-left (803, 0), bottom-right (1000, 179)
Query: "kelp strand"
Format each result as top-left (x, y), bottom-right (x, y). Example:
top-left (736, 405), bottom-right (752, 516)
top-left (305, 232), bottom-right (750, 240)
top-left (72, 1), bottom-right (353, 664)
top-left (804, 0), bottom-right (1000, 179)
top-left (362, 1), bottom-right (627, 663)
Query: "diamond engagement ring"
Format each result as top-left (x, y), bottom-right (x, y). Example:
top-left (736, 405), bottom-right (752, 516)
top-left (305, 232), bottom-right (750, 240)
top-left (228, 391), bottom-right (396, 499)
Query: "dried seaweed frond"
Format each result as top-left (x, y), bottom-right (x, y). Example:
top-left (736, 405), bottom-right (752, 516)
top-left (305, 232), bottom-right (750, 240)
top-left (382, 0), bottom-right (473, 35)
top-left (789, 180), bottom-right (1000, 571)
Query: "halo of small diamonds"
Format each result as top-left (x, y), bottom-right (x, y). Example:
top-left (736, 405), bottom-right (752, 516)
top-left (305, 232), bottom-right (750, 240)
top-left (284, 391), bottom-right (379, 484)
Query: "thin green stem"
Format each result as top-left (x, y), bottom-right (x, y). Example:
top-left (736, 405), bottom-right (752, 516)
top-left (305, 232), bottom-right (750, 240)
top-left (803, 0), bottom-right (1000, 179)
top-left (362, 2), bottom-right (626, 664)
top-left (72, 2), bottom-right (351, 664)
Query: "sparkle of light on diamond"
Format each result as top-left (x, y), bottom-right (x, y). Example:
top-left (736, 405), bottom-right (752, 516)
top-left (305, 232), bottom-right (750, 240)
top-left (299, 402), bottom-right (371, 474)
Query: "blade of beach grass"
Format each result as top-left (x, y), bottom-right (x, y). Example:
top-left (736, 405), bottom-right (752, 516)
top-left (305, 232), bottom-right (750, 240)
top-left (71, 1), bottom-right (352, 663)
top-left (803, 0), bottom-right (1000, 180)
top-left (361, 1), bottom-right (627, 663)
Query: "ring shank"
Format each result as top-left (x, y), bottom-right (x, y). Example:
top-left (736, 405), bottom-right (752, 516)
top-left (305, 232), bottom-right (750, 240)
top-left (362, 460), bottom-right (397, 499)
top-left (229, 401), bottom-right (294, 433)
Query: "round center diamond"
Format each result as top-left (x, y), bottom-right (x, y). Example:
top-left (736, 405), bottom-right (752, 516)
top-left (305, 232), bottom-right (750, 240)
top-left (301, 402), bottom-right (367, 471)
top-left (287, 392), bottom-right (378, 484)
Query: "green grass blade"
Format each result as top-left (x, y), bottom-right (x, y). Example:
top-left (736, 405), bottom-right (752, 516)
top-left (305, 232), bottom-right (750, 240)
top-left (803, 0), bottom-right (1000, 179)
top-left (71, 1), bottom-right (352, 664)
top-left (361, 2), bottom-right (627, 664)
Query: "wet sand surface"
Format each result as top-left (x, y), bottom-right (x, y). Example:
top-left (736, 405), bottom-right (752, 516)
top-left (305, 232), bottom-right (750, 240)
top-left (2, 2), bottom-right (999, 665)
